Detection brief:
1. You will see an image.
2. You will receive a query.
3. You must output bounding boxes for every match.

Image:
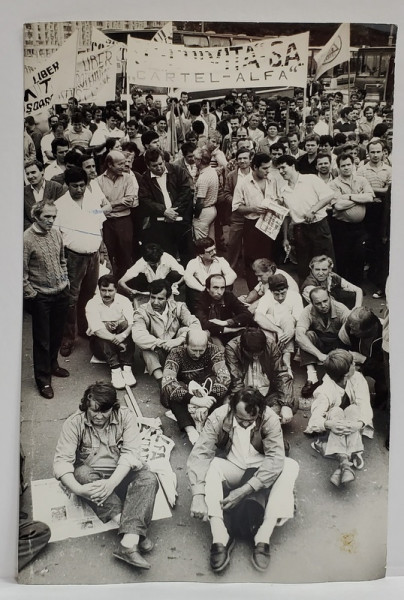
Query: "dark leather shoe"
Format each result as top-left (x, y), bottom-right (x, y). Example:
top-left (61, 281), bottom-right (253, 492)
top-left (52, 366), bottom-right (70, 378)
top-left (39, 385), bottom-right (54, 399)
top-left (139, 536), bottom-right (154, 553)
top-left (301, 380), bottom-right (321, 398)
top-left (113, 546), bottom-right (151, 569)
top-left (210, 538), bottom-right (235, 572)
top-left (60, 344), bottom-right (73, 357)
top-left (252, 542), bottom-right (270, 572)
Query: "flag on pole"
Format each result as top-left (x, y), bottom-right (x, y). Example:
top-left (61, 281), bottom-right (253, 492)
top-left (167, 101), bottom-right (178, 157)
top-left (152, 22), bottom-right (173, 44)
top-left (314, 23), bottom-right (350, 80)
top-left (24, 30), bottom-right (78, 116)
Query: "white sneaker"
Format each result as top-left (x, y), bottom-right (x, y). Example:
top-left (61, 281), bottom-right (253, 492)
top-left (122, 366), bottom-right (136, 387)
top-left (111, 368), bottom-right (125, 390)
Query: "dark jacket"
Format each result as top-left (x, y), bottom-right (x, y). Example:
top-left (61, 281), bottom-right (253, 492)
top-left (24, 180), bottom-right (64, 230)
top-left (138, 163), bottom-right (193, 223)
top-left (225, 335), bottom-right (294, 410)
top-left (194, 290), bottom-right (254, 338)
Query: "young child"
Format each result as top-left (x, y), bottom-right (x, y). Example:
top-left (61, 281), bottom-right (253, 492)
top-left (305, 349), bottom-right (373, 487)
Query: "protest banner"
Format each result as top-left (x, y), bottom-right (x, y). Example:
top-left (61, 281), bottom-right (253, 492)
top-left (24, 30), bottom-right (78, 116)
top-left (55, 45), bottom-right (119, 106)
top-left (91, 26), bottom-right (127, 61)
top-left (127, 32), bottom-right (309, 90)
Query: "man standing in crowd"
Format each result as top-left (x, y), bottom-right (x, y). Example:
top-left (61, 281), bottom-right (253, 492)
top-left (97, 150), bottom-right (137, 281)
top-left (232, 153), bottom-right (279, 290)
top-left (192, 147), bottom-right (219, 241)
top-left (296, 135), bottom-right (320, 175)
top-left (276, 154), bottom-right (335, 284)
top-left (55, 167), bottom-right (106, 358)
top-left (24, 160), bottom-right (64, 230)
top-left (329, 153), bottom-right (375, 285)
top-left (138, 148), bottom-right (194, 265)
top-left (23, 200), bottom-right (70, 399)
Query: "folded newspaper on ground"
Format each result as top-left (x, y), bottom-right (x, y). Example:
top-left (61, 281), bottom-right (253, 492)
top-left (31, 420), bottom-right (176, 542)
top-left (255, 202), bottom-right (289, 240)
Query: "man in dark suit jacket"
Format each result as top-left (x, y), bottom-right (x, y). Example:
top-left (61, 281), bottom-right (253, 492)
top-left (24, 160), bottom-right (64, 230)
top-left (138, 148), bottom-right (194, 266)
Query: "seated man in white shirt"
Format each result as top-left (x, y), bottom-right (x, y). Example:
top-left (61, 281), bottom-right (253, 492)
top-left (85, 274), bottom-right (136, 390)
top-left (241, 258), bottom-right (299, 314)
top-left (184, 237), bottom-right (237, 313)
top-left (254, 274), bottom-right (304, 377)
top-left (118, 243), bottom-right (184, 303)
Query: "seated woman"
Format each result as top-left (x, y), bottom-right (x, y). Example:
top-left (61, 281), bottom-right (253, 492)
top-left (118, 243), bottom-right (184, 306)
top-left (254, 274), bottom-right (304, 377)
top-left (240, 258), bottom-right (299, 314)
top-left (305, 349), bottom-right (373, 487)
top-left (301, 255), bottom-right (362, 309)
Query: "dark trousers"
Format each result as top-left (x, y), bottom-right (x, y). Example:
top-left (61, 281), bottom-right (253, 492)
top-left (243, 219), bottom-right (275, 290)
top-left (74, 464), bottom-right (158, 537)
top-left (293, 218), bottom-right (336, 285)
top-left (226, 213), bottom-right (245, 270)
top-left (141, 220), bottom-right (194, 267)
top-left (300, 330), bottom-right (344, 366)
top-left (18, 521), bottom-right (51, 571)
top-left (90, 335), bottom-right (135, 369)
top-left (126, 270), bottom-right (182, 293)
top-left (329, 217), bottom-right (367, 285)
top-left (103, 216), bottom-right (134, 281)
top-left (63, 249), bottom-right (99, 344)
top-left (30, 288), bottom-right (69, 388)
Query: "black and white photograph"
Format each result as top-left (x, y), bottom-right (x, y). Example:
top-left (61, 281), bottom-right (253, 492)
top-left (9, 10), bottom-right (400, 592)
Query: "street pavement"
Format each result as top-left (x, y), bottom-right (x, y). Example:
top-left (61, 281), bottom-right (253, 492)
top-left (18, 271), bottom-right (389, 585)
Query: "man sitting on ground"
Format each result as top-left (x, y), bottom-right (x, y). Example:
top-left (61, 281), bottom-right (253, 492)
top-left (195, 274), bottom-right (254, 348)
top-left (187, 386), bottom-right (299, 573)
top-left (305, 349), bottom-right (373, 487)
top-left (225, 327), bottom-right (296, 425)
top-left (132, 279), bottom-right (201, 383)
top-left (118, 243), bottom-right (184, 304)
top-left (85, 274), bottom-right (136, 390)
top-left (241, 258), bottom-right (299, 314)
top-left (161, 330), bottom-right (231, 445)
top-left (296, 287), bottom-right (350, 398)
top-left (53, 381), bottom-right (158, 570)
top-left (254, 274), bottom-right (304, 377)
top-left (301, 255), bottom-right (363, 309)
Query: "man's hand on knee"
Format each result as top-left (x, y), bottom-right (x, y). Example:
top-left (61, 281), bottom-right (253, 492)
top-left (190, 494), bottom-right (209, 521)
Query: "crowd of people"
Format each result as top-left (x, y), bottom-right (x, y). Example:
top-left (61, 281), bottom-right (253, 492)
top-left (22, 85), bottom-right (391, 574)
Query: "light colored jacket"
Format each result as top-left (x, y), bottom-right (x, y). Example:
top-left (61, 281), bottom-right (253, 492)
top-left (132, 299), bottom-right (201, 350)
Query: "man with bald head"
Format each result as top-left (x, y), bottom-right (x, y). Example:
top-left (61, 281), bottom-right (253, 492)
top-left (161, 329), bottom-right (231, 445)
top-left (97, 150), bottom-right (138, 280)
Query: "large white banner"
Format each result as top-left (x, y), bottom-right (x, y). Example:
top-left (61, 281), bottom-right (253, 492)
top-left (24, 31), bottom-right (78, 116)
top-left (127, 33), bottom-right (309, 90)
top-left (55, 45), bottom-right (119, 105)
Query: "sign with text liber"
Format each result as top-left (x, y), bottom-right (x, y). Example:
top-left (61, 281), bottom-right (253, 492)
top-left (127, 32), bottom-right (309, 90)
